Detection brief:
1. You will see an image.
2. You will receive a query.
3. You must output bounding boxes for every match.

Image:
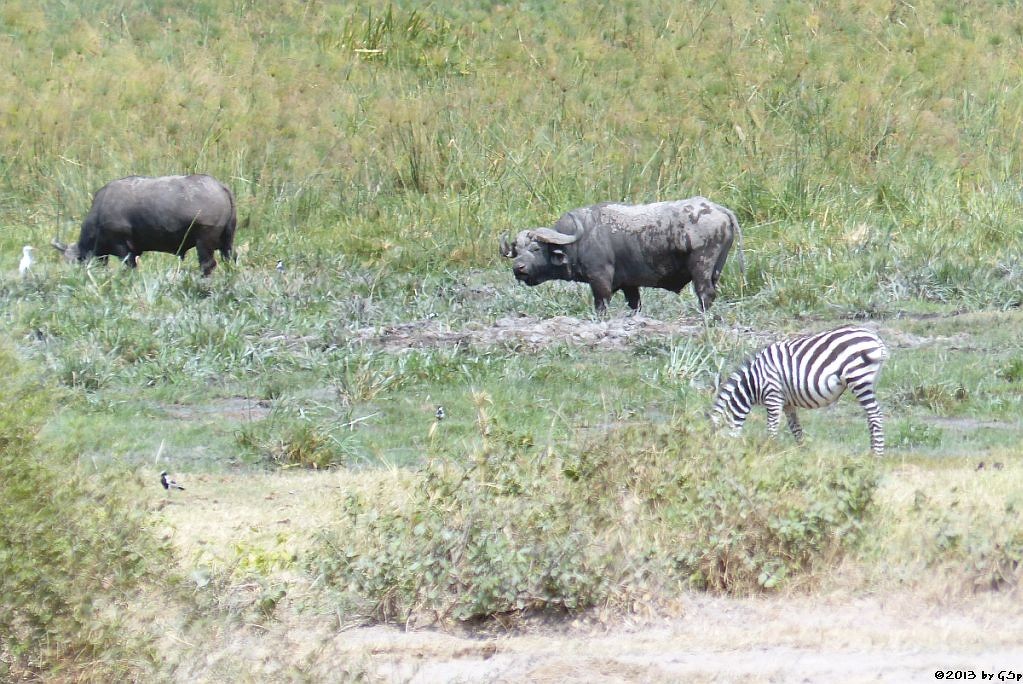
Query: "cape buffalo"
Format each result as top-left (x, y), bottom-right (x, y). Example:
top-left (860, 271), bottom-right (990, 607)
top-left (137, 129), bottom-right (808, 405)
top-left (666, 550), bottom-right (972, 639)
top-left (53, 174), bottom-right (237, 276)
top-left (500, 197), bottom-right (743, 314)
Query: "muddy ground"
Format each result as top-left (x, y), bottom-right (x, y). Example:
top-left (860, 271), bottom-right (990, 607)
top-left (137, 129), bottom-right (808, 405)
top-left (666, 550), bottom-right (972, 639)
top-left (352, 313), bottom-right (709, 351)
top-left (351, 311), bottom-right (967, 353)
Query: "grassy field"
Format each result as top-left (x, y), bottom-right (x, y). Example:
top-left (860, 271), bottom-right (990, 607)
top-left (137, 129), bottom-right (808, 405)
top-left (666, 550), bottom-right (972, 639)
top-left (2, 0), bottom-right (1023, 680)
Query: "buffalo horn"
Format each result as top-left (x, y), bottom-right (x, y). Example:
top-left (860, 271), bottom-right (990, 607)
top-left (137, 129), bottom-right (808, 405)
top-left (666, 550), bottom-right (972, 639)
top-left (51, 238), bottom-right (67, 252)
top-left (532, 227), bottom-right (581, 245)
top-left (499, 234), bottom-right (512, 258)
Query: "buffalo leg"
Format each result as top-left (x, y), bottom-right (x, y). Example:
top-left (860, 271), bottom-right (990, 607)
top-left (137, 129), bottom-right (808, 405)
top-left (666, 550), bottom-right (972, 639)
top-left (220, 229), bottom-right (235, 263)
top-left (693, 278), bottom-right (716, 311)
top-left (589, 281), bottom-right (612, 315)
top-left (623, 286), bottom-right (642, 312)
top-left (688, 250), bottom-right (720, 311)
top-left (690, 267), bottom-right (716, 311)
top-left (196, 240), bottom-right (218, 277)
top-left (109, 244), bottom-right (135, 269)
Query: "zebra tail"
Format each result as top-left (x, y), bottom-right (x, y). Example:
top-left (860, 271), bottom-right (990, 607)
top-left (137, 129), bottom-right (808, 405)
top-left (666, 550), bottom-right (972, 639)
top-left (861, 340), bottom-right (890, 364)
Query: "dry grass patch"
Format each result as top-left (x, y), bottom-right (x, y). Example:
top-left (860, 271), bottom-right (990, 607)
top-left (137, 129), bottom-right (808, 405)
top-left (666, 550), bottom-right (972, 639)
top-left (158, 467), bottom-right (415, 572)
top-left (867, 454), bottom-right (1023, 595)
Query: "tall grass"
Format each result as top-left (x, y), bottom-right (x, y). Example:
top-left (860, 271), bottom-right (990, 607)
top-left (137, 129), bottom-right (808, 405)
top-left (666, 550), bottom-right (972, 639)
top-left (2, 1), bottom-right (1023, 308)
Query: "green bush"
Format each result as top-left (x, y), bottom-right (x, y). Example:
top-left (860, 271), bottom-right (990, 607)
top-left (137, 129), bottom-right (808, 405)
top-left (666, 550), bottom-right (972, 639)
top-left (314, 408), bottom-right (879, 624)
top-left (0, 343), bottom-right (172, 680)
top-left (672, 447), bottom-right (878, 592)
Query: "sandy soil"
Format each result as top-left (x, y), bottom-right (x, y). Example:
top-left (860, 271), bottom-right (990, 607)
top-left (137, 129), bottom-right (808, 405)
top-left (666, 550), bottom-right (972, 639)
top-left (337, 593), bottom-right (1023, 683)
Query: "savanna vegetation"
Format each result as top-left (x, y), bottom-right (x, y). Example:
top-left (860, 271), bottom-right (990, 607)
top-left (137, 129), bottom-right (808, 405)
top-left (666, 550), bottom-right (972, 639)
top-left (2, 0), bottom-right (1023, 679)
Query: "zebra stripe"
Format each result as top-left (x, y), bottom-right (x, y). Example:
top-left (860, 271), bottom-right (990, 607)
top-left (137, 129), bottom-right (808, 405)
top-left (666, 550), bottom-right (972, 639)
top-left (711, 326), bottom-right (889, 455)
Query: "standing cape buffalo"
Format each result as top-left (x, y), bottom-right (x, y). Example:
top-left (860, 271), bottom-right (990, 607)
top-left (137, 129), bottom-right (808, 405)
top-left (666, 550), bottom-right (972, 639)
top-left (500, 197), bottom-right (743, 313)
top-left (52, 174), bottom-right (237, 276)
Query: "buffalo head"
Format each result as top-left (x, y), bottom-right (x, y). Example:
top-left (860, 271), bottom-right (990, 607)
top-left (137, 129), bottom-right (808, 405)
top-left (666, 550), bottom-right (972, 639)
top-left (499, 227), bottom-right (582, 286)
top-left (51, 238), bottom-right (81, 262)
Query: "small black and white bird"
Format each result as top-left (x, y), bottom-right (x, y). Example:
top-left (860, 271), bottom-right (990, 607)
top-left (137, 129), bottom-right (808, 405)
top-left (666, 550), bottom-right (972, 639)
top-left (435, 406), bottom-right (445, 421)
top-left (276, 259), bottom-right (285, 274)
top-left (160, 471), bottom-right (185, 491)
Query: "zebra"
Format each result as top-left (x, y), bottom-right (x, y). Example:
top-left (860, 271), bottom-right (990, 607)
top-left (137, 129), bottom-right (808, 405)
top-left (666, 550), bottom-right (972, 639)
top-left (711, 325), bottom-right (889, 455)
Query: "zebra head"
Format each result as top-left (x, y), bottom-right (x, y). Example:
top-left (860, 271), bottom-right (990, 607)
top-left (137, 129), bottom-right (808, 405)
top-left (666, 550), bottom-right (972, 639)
top-left (710, 364), bottom-right (756, 431)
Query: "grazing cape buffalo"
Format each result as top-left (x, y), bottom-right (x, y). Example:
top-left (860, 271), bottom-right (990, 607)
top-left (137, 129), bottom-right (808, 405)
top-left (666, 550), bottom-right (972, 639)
top-left (500, 197), bottom-right (743, 314)
top-left (52, 174), bottom-right (237, 276)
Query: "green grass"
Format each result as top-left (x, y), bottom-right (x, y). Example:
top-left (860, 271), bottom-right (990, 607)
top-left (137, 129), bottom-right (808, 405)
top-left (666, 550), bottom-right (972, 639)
top-left (3, 0), bottom-right (1023, 678)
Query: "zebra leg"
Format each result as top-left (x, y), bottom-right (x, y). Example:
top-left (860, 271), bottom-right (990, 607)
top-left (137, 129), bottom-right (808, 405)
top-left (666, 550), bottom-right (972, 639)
top-left (723, 411), bottom-right (747, 438)
top-left (764, 395), bottom-right (784, 438)
top-left (851, 384), bottom-right (885, 455)
top-left (784, 406), bottom-right (804, 444)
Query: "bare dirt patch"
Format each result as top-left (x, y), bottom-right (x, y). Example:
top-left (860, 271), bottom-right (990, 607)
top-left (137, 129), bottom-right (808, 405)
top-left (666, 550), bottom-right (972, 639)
top-left (351, 313), bottom-right (977, 354)
top-left (882, 328), bottom-right (973, 350)
top-left (923, 416), bottom-right (1020, 431)
top-left (353, 314), bottom-right (712, 351)
top-left (342, 591), bottom-right (1023, 683)
top-left (160, 396), bottom-right (272, 422)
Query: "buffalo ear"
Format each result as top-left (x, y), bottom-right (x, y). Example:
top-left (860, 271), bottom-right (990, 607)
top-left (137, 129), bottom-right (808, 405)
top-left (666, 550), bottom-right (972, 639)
top-left (551, 248), bottom-right (567, 266)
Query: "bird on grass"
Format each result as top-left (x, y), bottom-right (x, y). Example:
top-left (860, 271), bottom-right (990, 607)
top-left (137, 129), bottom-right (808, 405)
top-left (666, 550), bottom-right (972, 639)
top-left (160, 471), bottom-right (185, 491)
top-left (428, 406), bottom-right (446, 439)
top-left (276, 259), bottom-right (285, 274)
top-left (18, 245), bottom-right (33, 277)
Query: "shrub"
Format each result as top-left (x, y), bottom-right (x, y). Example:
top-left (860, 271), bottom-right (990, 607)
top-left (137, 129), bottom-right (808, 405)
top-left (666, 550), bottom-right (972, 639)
top-left (313, 403), bottom-right (879, 624)
top-left (899, 382), bottom-right (970, 412)
top-left (671, 448), bottom-right (878, 592)
top-left (0, 342), bottom-right (173, 680)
